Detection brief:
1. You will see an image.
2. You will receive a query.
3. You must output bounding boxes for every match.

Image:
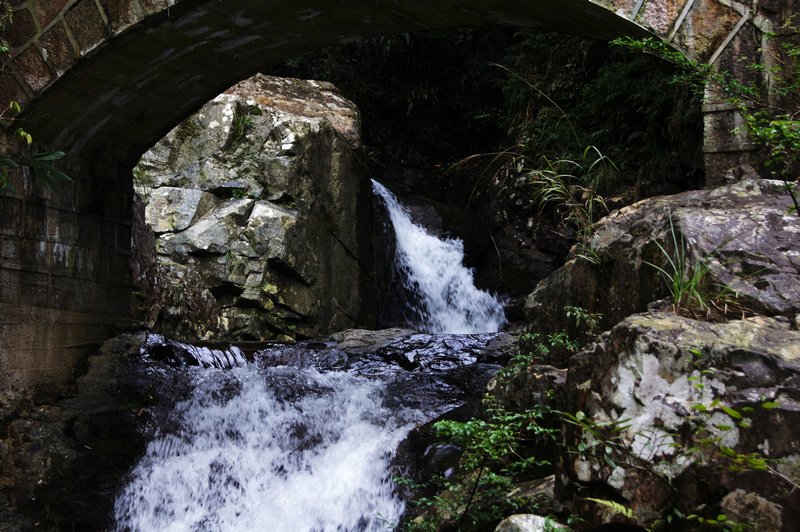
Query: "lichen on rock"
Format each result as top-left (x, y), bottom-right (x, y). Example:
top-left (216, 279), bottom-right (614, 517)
top-left (132, 74), bottom-right (373, 341)
top-left (559, 311), bottom-right (800, 528)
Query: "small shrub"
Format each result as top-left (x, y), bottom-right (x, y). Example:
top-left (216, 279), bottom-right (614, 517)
top-left (645, 210), bottom-right (742, 319)
top-left (406, 398), bottom-right (557, 531)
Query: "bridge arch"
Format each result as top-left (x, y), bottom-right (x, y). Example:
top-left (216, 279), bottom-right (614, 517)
top-left (0, 0), bottom-right (788, 388)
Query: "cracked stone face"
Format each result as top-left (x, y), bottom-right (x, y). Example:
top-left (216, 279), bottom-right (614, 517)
top-left (562, 312), bottom-right (800, 528)
top-left (132, 74), bottom-right (371, 341)
top-left (526, 179), bottom-right (800, 335)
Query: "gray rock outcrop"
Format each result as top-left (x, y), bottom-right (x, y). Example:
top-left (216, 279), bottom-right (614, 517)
top-left (494, 514), bottom-right (567, 531)
top-left (133, 74), bottom-right (373, 341)
top-left (503, 178), bottom-right (800, 530)
top-left (525, 179), bottom-right (800, 334)
top-left (559, 312), bottom-right (800, 529)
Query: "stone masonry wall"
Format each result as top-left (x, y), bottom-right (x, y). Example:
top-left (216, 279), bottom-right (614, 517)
top-left (0, 162), bottom-right (132, 393)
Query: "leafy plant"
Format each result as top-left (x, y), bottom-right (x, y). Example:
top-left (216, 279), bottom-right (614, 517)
top-left (644, 210), bottom-right (739, 318)
top-left (0, 0), bottom-right (10, 55)
top-left (174, 116), bottom-right (203, 143)
top-left (564, 305), bottom-right (602, 335)
top-left (1, 7), bottom-right (71, 191)
top-left (526, 146), bottom-right (613, 262)
top-left (230, 111), bottom-right (254, 146)
top-left (407, 398), bottom-right (557, 531)
top-left (1, 100), bottom-right (71, 191)
top-left (503, 329), bottom-right (580, 376)
top-left (614, 25), bottom-right (800, 217)
top-left (582, 497), bottom-right (633, 519)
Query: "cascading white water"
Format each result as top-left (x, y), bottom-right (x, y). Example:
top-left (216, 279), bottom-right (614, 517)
top-left (113, 181), bottom-right (506, 532)
top-left (372, 180), bottom-right (506, 334)
top-left (114, 365), bottom-right (415, 532)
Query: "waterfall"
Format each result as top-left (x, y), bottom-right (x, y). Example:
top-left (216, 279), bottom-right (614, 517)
top-left (372, 180), bottom-right (506, 334)
top-left (114, 365), bottom-right (414, 532)
top-left (112, 182), bottom-right (507, 532)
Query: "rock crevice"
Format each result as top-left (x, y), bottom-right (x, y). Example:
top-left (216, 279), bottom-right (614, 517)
top-left (132, 74), bottom-right (373, 341)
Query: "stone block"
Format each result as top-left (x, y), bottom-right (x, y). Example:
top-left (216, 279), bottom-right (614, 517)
top-left (638, 0), bottom-right (683, 36)
top-left (674, 0), bottom-right (739, 61)
top-left (74, 214), bottom-right (111, 249)
top-left (23, 201), bottom-right (46, 237)
top-left (0, 235), bottom-right (22, 271)
top-left (48, 243), bottom-right (79, 275)
top-left (0, 303), bottom-right (120, 390)
top-left (39, 20), bottom-right (77, 75)
top-left (97, 219), bottom-right (116, 249)
top-left (12, 269), bottom-right (50, 307)
top-left (64, 0), bottom-right (107, 55)
top-left (137, 0), bottom-right (168, 16)
top-left (14, 44), bottom-right (53, 93)
top-left (48, 207), bottom-right (79, 242)
top-left (610, 0), bottom-right (638, 15)
top-left (77, 247), bottom-right (100, 277)
top-left (32, 0), bottom-right (71, 28)
top-left (116, 222), bottom-right (131, 250)
top-left (50, 274), bottom-right (96, 310)
top-left (7, 6), bottom-right (37, 48)
top-left (0, 71), bottom-right (29, 108)
top-left (99, 0), bottom-right (143, 34)
top-left (104, 251), bottom-right (131, 283)
top-left (0, 195), bottom-right (25, 235)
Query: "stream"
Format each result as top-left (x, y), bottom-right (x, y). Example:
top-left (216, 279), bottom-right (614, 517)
top-left (112, 182), bottom-right (508, 531)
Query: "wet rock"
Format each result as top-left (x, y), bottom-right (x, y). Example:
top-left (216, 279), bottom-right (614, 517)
top-left (3, 326), bottom-right (512, 529)
top-left (325, 328), bottom-right (416, 354)
top-left (133, 74), bottom-right (373, 341)
top-left (525, 179), bottom-right (800, 335)
top-left (488, 364), bottom-right (566, 413)
top-left (720, 489), bottom-right (782, 531)
top-left (495, 513), bottom-right (567, 531)
top-left (559, 312), bottom-right (800, 529)
top-left (141, 333), bottom-right (247, 369)
top-left (0, 332), bottom-right (159, 530)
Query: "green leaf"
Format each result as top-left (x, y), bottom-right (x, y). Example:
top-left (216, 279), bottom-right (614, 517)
top-left (0, 157), bottom-right (20, 169)
top-left (761, 400), bottom-right (780, 410)
top-left (31, 151), bottom-right (65, 161)
top-left (720, 406), bottom-right (742, 419)
top-left (15, 128), bottom-right (32, 145)
top-left (30, 160), bottom-right (72, 187)
top-left (582, 498), bottom-right (633, 518)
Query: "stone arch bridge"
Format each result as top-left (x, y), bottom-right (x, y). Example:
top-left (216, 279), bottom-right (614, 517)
top-left (0, 0), bottom-right (793, 389)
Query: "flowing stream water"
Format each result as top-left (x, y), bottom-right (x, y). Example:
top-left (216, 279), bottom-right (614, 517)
top-left (113, 183), bottom-right (507, 531)
top-left (372, 180), bottom-right (506, 334)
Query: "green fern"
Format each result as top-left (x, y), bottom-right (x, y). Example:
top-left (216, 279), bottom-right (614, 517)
top-left (582, 498), bottom-right (633, 518)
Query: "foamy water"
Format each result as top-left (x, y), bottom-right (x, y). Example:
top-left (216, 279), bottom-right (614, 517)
top-left (114, 365), bottom-right (412, 531)
top-left (372, 180), bottom-right (506, 334)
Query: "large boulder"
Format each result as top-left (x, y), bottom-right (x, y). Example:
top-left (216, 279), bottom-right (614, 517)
top-left (525, 179), bottom-right (800, 335)
top-left (133, 74), bottom-right (373, 341)
top-left (559, 312), bottom-right (800, 529)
